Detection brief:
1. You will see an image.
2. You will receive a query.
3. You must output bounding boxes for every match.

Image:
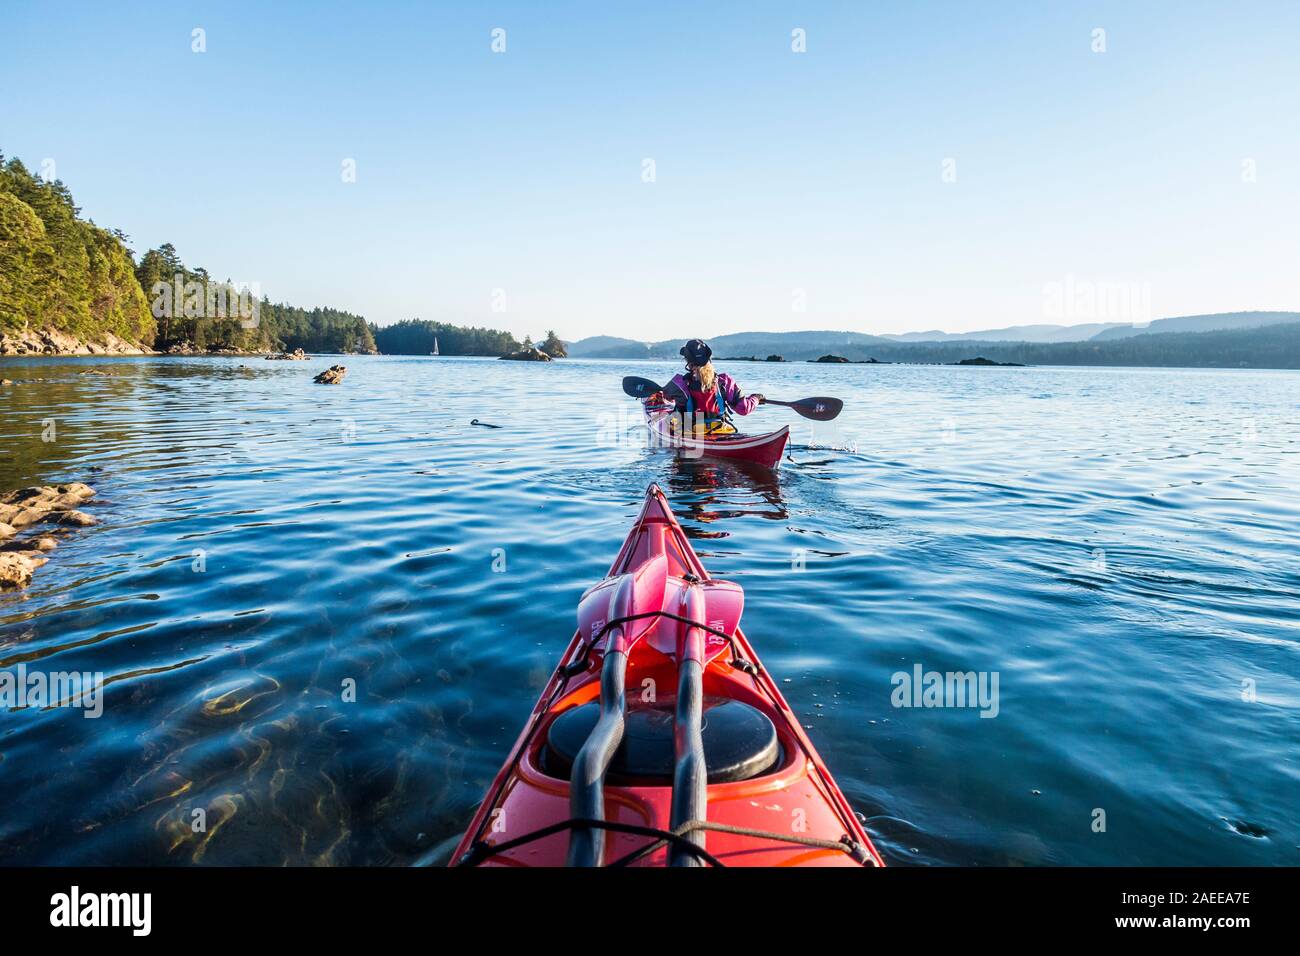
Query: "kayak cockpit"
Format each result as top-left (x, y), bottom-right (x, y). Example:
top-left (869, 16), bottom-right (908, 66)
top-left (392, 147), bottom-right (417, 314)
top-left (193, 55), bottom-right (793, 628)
top-left (541, 697), bottom-right (781, 785)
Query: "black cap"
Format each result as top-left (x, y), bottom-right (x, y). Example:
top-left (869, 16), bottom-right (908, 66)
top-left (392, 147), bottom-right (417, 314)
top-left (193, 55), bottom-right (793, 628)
top-left (679, 339), bottom-right (712, 365)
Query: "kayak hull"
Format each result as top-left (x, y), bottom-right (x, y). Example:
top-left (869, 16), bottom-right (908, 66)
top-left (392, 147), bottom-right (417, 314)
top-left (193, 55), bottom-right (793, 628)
top-left (452, 484), bottom-right (882, 868)
top-left (643, 401), bottom-right (790, 470)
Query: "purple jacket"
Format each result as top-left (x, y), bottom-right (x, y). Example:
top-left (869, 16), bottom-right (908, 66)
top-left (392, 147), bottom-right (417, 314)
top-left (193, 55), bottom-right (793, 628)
top-left (665, 372), bottom-right (760, 416)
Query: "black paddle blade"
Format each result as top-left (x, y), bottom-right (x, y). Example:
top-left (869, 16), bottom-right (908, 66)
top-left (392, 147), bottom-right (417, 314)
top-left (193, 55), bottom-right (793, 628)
top-left (767, 396), bottom-right (843, 421)
top-left (622, 375), bottom-right (663, 398)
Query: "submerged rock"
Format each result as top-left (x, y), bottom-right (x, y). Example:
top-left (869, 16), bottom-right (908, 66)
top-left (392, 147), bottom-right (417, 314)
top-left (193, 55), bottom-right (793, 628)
top-left (313, 364), bottom-right (347, 384)
top-left (0, 482), bottom-right (96, 588)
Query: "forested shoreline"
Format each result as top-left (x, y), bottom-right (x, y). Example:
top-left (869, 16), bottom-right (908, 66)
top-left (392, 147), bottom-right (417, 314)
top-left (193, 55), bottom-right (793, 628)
top-left (368, 319), bottom-right (567, 358)
top-left (2, 150), bottom-right (377, 355)
top-left (0, 150), bottom-right (566, 359)
top-left (4, 147), bottom-right (1295, 368)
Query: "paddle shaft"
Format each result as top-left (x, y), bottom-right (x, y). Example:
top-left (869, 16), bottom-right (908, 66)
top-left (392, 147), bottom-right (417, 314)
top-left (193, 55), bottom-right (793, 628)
top-left (622, 376), bottom-right (841, 421)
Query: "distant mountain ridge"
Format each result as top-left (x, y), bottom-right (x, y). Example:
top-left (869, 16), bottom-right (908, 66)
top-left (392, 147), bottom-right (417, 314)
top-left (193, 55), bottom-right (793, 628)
top-left (881, 322), bottom-right (1126, 343)
top-left (1088, 311), bottom-right (1299, 341)
top-left (566, 312), bottom-right (1300, 361)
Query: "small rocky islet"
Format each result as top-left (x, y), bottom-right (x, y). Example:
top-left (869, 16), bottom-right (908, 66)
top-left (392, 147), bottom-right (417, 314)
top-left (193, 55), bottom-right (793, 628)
top-left (313, 364), bottom-right (348, 384)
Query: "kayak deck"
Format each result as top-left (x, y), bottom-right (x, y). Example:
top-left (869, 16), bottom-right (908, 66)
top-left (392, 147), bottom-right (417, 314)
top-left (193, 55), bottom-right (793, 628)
top-left (452, 484), bottom-right (882, 867)
top-left (643, 401), bottom-right (790, 470)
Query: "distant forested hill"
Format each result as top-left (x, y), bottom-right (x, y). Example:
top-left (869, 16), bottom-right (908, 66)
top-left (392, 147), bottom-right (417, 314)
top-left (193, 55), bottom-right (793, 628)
top-left (567, 320), bottom-right (1300, 368)
top-left (1089, 311), bottom-right (1300, 341)
top-left (1, 148), bottom-right (375, 354)
top-left (134, 242), bottom-right (376, 353)
top-left (370, 318), bottom-right (522, 356)
top-left (568, 330), bottom-right (894, 360)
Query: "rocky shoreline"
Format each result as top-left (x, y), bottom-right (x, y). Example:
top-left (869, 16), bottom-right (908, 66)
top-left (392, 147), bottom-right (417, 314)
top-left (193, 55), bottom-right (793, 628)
top-left (0, 329), bottom-right (367, 360)
top-left (0, 328), bottom-right (155, 357)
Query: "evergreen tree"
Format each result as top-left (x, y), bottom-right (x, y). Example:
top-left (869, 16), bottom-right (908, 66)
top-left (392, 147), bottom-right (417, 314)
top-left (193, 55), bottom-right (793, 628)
top-left (539, 330), bottom-right (567, 357)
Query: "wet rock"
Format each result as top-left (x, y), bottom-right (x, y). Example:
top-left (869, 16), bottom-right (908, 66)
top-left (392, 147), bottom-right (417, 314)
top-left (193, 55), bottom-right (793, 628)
top-left (46, 510), bottom-right (98, 527)
top-left (1, 379), bottom-right (12, 386)
top-left (0, 552), bottom-right (47, 588)
top-left (0, 483), bottom-right (97, 587)
top-left (59, 482), bottom-right (96, 500)
top-left (267, 348), bottom-right (310, 360)
top-left (814, 354), bottom-right (850, 363)
top-left (313, 364), bottom-right (347, 384)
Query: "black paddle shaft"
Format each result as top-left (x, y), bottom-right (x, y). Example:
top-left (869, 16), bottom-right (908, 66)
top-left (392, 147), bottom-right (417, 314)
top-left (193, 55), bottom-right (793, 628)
top-left (621, 376), bottom-right (842, 421)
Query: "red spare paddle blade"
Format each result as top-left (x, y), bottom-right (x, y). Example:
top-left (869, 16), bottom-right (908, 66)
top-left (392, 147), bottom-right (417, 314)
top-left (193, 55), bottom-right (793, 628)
top-left (649, 576), bottom-right (745, 664)
top-left (576, 553), bottom-right (669, 653)
top-left (700, 579), bottom-right (744, 663)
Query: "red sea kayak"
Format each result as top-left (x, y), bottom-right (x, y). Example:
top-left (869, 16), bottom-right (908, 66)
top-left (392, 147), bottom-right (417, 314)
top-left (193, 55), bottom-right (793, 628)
top-left (452, 484), bottom-right (883, 867)
top-left (643, 399), bottom-right (790, 470)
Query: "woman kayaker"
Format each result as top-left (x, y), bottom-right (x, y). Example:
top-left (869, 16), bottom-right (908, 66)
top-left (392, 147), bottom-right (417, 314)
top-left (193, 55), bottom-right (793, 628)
top-left (660, 339), bottom-right (765, 432)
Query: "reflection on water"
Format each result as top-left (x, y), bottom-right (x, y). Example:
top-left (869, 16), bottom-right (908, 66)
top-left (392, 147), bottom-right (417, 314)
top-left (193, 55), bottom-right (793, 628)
top-left (663, 455), bottom-right (788, 536)
top-left (1, 355), bottom-right (1298, 865)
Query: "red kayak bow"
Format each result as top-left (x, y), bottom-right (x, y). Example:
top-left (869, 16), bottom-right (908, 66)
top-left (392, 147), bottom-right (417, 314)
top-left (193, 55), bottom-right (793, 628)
top-left (452, 484), bottom-right (883, 867)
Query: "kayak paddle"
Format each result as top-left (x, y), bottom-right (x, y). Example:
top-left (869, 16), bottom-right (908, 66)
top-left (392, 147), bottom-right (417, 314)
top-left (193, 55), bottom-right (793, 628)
top-left (762, 397), bottom-right (843, 421)
top-left (621, 375), bottom-right (663, 398)
top-left (622, 375), bottom-right (843, 421)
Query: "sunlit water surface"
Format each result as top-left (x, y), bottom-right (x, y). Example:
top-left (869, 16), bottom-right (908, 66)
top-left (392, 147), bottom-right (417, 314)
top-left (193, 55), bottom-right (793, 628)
top-left (1, 355), bottom-right (1297, 865)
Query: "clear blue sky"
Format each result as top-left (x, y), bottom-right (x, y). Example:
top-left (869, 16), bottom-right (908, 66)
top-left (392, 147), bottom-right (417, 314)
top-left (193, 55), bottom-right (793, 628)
top-left (3, 1), bottom-right (1296, 340)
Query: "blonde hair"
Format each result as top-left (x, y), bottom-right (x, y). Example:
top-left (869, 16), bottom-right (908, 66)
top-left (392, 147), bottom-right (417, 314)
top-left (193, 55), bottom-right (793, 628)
top-left (694, 361), bottom-right (717, 393)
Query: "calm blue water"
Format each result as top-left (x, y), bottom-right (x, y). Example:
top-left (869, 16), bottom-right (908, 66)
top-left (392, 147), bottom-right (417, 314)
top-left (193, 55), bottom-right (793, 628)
top-left (1, 355), bottom-right (1296, 865)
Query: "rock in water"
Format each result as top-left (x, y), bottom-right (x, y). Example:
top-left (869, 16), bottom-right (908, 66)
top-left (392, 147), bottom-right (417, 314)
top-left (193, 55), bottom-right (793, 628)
top-left (0, 552), bottom-right (47, 588)
top-left (313, 365), bottom-right (347, 384)
top-left (0, 483), bottom-right (98, 588)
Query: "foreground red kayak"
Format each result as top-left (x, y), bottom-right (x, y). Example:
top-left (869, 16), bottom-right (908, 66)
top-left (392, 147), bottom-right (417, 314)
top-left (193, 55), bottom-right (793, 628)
top-left (643, 399), bottom-right (790, 470)
top-left (452, 484), bottom-right (882, 867)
